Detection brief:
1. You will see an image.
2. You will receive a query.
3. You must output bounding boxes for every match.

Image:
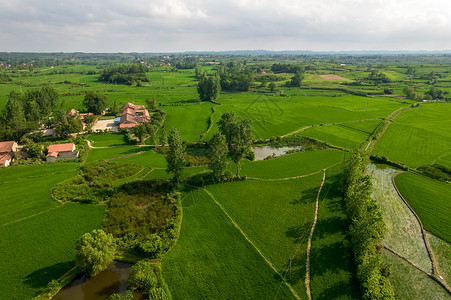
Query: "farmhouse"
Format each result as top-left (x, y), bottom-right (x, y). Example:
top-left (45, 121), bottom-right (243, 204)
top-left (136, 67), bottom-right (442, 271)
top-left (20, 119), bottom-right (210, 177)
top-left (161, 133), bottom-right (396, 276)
top-left (46, 143), bottom-right (79, 161)
top-left (119, 102), bottom-right (150, 129)
top-left (0, 141), bottom-right (19, 167)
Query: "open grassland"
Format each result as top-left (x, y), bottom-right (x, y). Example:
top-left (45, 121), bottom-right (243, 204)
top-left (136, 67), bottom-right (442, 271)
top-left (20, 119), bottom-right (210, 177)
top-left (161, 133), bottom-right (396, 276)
top-left (111, 148), bottom-right (167, 168)
top-left (382, 250), bottom-right (450, 300)
top-left (229, 150), bottom-right (346, 179)
top-left (0, 163), bottom-right (78, 226)
top-left (161, 188), bottom-right (295, 300)
top-left (0, 202), bottom-right (105, 300)
top-left (86, 146), bottom-right (144, 162)
top-left (428, 234), bottom-right (451, 286)
top-left (144, 165), bottom-right (207, 180)
top-left (373, 104), bottom-right (451, 168)
top-left (207, 174), bottom-right (322, 296)
top-left (299, 119), bottom-right (382, 150)
top-left (163, 102), bottom-right (214, 142)
top-left (367, 164), bottom-right (432, 273)
top-left (204, 95), bottom-right (405, 140)
top-left (310, 164), bottom-right (360, 299)
top-left (85, 133), bottom-right (130, 147)
top-left (394, 172), bottom-right (451, 243)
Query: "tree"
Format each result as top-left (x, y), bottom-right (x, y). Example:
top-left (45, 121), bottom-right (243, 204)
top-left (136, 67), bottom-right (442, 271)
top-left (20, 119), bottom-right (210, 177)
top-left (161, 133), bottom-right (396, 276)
top-left (159, 126), bottom-right (168, 145)
top-left (207, 133), bottom-right (229, 181)
top-left (110, 100), bottom-right (120, 116)
top-left (232, 119), bottom-right (253, 178)
top-left (109, 290), bottom-right (133, 300)
top-left (217, 112), bottom-right (238, 151)
top-left (127, 260), bottom-right (159, 292)
top-left (197, 76), bottom-right (221, 102)
top-left (166, 128), bottom-right (186, 186)
top-left (75, 229), bottom-right (116, 276)
top-left (289, 71), bottom-right (305, 88)
top-left (268, 82), bottom-right (277, 93)
top-left (145, 98), bottom-right (157, 111)
top-left (133, 124), bottom-right (147, 142)
top-left (83, 91), bottom-right (108, 115)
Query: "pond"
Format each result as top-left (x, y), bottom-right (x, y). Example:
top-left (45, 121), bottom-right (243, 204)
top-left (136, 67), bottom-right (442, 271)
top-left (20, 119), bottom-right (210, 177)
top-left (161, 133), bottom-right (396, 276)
top-left (53, 262), bottom-right (143, 300)
top-left (251, 146), bottom-right (301, 161)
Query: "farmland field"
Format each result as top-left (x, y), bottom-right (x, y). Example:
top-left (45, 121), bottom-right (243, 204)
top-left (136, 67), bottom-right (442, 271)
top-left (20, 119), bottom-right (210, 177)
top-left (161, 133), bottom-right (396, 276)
top-left (0, 202), bottom-right (105, 299)
top-left (310, 164), bottom-right (360, 299)
top-left (207, 174), bottom-right (321, 296)
top-left (367, 164), bottom-right (432, 273)
top-left (86, 133), bottom-right (130, 147)
top-left (0, 163), bottom-right (78, 226)
top-left (394, 172), bottom-right (451, 243)
top-left (382, 250), bottom-right (450, 300)
top-left (299, 119), bottom-right (382, 149)
top-left (227, 149), bottom-right (346, 179)
top-left (161, 188), bottom-right (296, 299)
top-left (428, 234), bottom-right (451, 286)
top-left (373, 103), bottom-right (451, 168)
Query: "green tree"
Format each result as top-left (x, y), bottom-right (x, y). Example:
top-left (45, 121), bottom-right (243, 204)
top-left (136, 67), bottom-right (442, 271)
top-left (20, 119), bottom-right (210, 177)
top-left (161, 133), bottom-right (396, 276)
top-left (1, 91), bottom-right (26, 134)
top-left (232, 119), bottom-right (253, 178)
top-left (207, 133), bottom-right (229, 181)
top-left (166, 128), bottom-right (186, 186)
top-left (197, 76), bottom-right (221, 102)
top-left (159, 126), bottom-right (168, 145)
top-left (83, 91), bottom-right (108, 115)
top-left (145, 98), bottom-right (157, 111)
top-left (268, 82), bottom-right (277, 93)
top-left (110, 100), bottom-right (120, 115)
top-left (289, 71), bottom-right (305, 88)
top-left (127, 260), bottom-right (158, 292)
top-left (217, 112), bottom-right (238, 151)
top-left (133, 124), bottom-right (147, 142)
top-left (109, 290), bottom-right (133, 300)
top-left (75, 229), bottom-right (116, 276)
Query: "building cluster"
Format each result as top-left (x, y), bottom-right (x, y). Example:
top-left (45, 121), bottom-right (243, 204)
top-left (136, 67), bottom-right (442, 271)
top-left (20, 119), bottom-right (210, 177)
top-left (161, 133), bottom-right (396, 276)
top-left (116, 102), bottom-right (151, 129)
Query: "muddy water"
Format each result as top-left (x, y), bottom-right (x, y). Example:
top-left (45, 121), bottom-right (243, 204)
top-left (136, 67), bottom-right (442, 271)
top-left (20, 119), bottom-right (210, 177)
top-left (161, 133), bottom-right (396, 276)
top-left (53, 262), bottom-right (143, 300)
top-left (251, 146), bottom-right (300, 161)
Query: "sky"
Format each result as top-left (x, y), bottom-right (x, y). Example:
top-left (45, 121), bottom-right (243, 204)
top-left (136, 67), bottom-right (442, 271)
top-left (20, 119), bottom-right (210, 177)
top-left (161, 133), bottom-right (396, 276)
top-left (1, 0), bottom-right (450, 52)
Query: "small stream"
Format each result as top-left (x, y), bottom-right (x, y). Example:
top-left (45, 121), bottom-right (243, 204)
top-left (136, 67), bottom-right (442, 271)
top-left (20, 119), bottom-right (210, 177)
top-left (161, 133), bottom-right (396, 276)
top-left (53, 262), bottom-right (143, 300)
top-left (252, 146), bottom-right (301, 161)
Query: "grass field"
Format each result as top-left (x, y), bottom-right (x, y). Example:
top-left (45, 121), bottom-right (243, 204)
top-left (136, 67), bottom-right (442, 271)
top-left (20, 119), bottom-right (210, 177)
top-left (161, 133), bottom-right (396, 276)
top-left (161, 188), bottom-right (296, 300)
top-left (299, 119), bottom-right (382, 150)
top-left (428, 234), bottom-right (451, 286)
top-left (0, 202), bottom-right (105, 299)
top-left (394, 172), bottom-right (451, 243)
top-left (310, 164), bottom-right (361, 299)
top-left (382, 250), bottom-right (450, 300)
top-left (228, 149), bottom-right (346, 179)
top-left (0, 163), bottom-right (78, 226)
top-left (144, 165), bottom-right (207, 180)
top-left (367, 164), bottom-right (432, 273)
top-left (86, 146), bottom-right (144, 162)
top-left (373, 104), bottom-right (451, 168)
top-left (207, 174), bottom-right (322, 296)
top-left (85, 133), bottom-right (129, 147)
top-left (111, 148), bottom-right (167, 169)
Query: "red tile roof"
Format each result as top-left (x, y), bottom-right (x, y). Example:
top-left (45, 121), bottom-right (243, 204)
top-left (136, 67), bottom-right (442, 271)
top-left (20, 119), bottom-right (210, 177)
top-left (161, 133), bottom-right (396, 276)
top-left (120, 123), bottom-right (138, 128)
top-left (0, 141), bottom-right (15, 153)
top-left (47, 143), bottom-right (75, 153)
top-left (0, 153), bottom-right (12, 164)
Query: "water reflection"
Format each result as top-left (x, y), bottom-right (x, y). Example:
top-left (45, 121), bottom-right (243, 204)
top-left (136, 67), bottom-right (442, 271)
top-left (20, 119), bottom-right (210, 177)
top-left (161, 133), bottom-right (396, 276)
top-left (252, 146), bottom-right (300, 161)
top-left (53, 262), bottom-right (142, 300)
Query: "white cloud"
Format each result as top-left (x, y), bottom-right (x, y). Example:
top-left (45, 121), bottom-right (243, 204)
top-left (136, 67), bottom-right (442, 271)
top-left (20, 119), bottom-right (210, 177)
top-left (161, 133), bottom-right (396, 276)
top-left (0, 0), bottom-right (450, 51)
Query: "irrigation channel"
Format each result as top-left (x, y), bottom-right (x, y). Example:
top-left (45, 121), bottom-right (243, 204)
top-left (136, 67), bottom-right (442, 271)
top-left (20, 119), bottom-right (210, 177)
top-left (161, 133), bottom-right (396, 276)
top-left (52, 262), bottom-right (143, 300)
top-left (252, 146), bottom-right (301, 161)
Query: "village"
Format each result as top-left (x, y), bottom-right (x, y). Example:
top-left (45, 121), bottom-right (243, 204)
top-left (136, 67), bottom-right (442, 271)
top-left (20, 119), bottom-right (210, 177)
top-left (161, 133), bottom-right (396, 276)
top-left (0, 102), bottom-right (152, 167)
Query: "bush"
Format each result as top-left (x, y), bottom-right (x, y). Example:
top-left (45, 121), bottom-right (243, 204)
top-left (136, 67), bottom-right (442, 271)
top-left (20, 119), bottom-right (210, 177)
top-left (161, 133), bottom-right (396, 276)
top-left (136, 234), bottom-right (163, 257)
top-left (128, 260), bottom-right (159, 292)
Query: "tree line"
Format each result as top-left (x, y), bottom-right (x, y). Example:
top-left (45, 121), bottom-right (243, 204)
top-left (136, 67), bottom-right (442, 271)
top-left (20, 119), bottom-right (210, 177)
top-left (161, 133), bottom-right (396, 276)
top-left (343, 152), bottom-right (394, 299)
top-left (98, 64), bottom-right (149, 85)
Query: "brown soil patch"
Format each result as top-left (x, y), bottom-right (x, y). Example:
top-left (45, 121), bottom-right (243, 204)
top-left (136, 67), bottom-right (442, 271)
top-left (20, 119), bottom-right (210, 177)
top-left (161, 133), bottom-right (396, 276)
top-left (319, 74), bottom-right (350, 81)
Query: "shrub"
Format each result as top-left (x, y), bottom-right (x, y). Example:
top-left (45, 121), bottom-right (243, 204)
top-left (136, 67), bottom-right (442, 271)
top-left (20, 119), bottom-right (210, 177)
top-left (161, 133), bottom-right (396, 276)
top-left (128, 260), bottom-right (159, 292)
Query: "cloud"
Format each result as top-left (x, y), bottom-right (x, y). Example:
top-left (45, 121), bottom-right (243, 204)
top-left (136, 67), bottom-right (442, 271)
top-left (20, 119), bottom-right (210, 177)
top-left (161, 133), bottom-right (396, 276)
top-left (0, 0), bottom-right (450, 52)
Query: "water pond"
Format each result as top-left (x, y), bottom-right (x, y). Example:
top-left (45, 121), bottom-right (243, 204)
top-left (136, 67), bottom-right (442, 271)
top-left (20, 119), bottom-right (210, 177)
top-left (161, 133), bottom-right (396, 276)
top-left (251, 146), bottom-right (300, 161)
top-left (53, 262), bottom-right (143, 300)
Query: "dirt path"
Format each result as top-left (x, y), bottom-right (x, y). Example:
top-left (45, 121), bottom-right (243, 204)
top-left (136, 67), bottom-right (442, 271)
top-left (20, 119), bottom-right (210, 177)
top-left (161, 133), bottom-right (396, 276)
top-left (305, 169), bottom-right (326, 300)
top-left (106, 151), bottom-right (145, 160)
top-left (203, 188), bottom-right (301, 300)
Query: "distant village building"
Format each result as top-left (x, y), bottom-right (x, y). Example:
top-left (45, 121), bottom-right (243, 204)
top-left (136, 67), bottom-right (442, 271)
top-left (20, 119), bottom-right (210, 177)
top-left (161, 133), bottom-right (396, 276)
top-left (119, 102), bottom-right (150, 129)
top-left (46, 143), bottom-right (79, 162)
top-left (70, 109), bottom-right (94, 130)
top-left (0, 141), bottom-right (19, 167)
